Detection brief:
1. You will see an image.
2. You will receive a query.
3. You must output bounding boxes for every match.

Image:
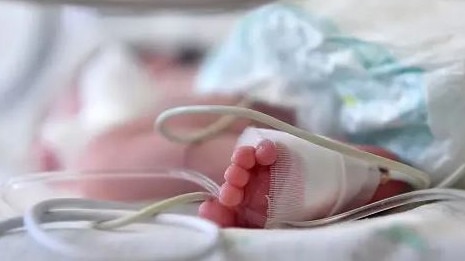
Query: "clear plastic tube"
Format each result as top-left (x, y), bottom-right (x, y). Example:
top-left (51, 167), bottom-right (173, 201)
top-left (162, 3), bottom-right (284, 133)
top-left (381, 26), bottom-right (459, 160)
top-left (281, 188), bottom-right (465, 228)
top-left (1, 169), bottom-right (221, 208)
top-left (21, 198), bottom-right (220, 261)
top-left (436, 163), bottom-right (465, 188)
top-left (155, 105), bottom-right (431, 190)
top-left (93, 192), bottom-right (212, 230)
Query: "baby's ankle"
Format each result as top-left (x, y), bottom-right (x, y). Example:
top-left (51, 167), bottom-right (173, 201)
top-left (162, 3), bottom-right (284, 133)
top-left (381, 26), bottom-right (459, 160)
top-left (369, 180), bottom-right (413, 203)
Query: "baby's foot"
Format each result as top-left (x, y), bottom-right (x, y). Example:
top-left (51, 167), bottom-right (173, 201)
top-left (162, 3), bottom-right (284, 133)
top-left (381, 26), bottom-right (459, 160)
top-left (199, 138), bottom-right (414, 228)
top-left (198, 140), bottom-right (277, 228)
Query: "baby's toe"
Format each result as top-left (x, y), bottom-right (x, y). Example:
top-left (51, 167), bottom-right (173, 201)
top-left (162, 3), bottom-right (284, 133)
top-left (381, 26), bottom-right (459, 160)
top-left (231, 146), bottom-right (256, 169)
top-left (224, 165), bottom-right (251, 188)
top-left (219, 183), bottom-right (244, 207)
top-left (255, 140), bottom-right (277, 166)
top-left (198, 200), bottom-right (236, 227)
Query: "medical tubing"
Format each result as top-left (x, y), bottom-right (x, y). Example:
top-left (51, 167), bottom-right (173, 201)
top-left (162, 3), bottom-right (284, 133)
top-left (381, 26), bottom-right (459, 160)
top-left (94, 192), bottom-right (213, 230)
top-left (152, 76), bottom-right (281, 144)
top-left (164, 98), bottom-right (253, 144)
top-left (22, 198), bottom-right (220, 261)
top-left (160, 169), bottom-right (220, 196)
top-left (155, 105), bottom-right (431, 190)
top-left (1, 169), bottom-right (221, 212)
top-left (282, 188), bottom-right (465, 228)
top-left (0, 216), bottom-right (23, 235)
top-left (436, 163), bottom-right (465, 188)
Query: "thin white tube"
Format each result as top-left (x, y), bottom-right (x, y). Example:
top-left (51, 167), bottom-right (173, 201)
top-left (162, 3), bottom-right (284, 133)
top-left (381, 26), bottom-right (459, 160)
top-left (282, 188), bottom-right (465, 228)
top-left (155, 105), bottom-right (431, 190)
top-left (21, 198), bottom-right (220, 261)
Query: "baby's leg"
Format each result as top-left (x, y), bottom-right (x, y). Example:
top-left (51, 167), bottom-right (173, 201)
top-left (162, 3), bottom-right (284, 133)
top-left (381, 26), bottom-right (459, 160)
top-left (75, 123), bottom-right (239, 201)
top-left (69, 96), bottom-right (296, 201)
top-left (199, 140), bottom-right (412, 228)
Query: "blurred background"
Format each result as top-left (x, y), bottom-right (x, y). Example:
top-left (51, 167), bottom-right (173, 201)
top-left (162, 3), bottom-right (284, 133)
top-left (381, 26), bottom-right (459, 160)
top-left (2, 0), bottom-right (465, 190)
top-left (0, 0), bottom-right (253, 181)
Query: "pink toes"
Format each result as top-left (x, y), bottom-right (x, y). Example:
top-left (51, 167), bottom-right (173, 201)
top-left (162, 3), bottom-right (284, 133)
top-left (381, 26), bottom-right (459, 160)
top-left (199, 139), bottom-right (277, 228)
top-left (219, 183), bottom-right (244, 207)
top-left (230, 146), bottom-right (255, 169)
top-left (198, 200), bottom-right (236, 227)
top-left (224, 165), bottom-right (250, 187)
top-left (255, 140), bottom-right (277, 166)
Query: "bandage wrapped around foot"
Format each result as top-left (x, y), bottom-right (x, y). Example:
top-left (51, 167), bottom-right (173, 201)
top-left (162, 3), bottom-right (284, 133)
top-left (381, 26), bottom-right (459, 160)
top-left (236, 127), bottom-right (381, 228)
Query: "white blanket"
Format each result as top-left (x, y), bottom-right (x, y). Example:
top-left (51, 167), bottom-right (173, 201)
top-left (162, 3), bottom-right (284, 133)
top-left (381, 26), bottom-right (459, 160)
top-left (1, 199), bottom-right (465, 260)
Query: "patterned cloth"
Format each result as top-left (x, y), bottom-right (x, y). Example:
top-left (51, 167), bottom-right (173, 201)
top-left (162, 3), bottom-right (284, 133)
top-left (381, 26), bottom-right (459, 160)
top-left (1, 201), bottom-right (465, 260)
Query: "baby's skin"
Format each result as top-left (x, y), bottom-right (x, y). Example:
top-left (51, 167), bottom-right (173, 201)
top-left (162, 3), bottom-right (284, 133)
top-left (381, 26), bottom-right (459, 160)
top-left (199, 139), bottom-right (411, 228)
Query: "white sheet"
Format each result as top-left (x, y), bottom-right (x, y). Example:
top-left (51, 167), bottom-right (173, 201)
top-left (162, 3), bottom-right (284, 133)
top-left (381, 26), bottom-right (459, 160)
top-left (1, 199), bottom-right (465, 260)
